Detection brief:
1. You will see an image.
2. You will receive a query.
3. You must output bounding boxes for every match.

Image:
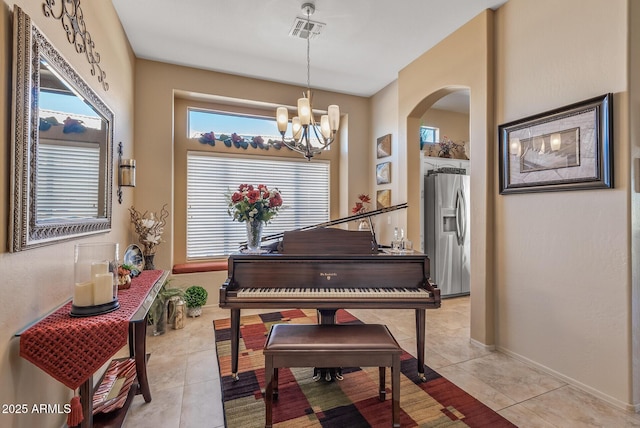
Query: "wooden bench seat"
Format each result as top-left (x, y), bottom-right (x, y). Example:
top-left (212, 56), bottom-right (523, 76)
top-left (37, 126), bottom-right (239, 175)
top-left (263, 323), bottom-right (401, 428)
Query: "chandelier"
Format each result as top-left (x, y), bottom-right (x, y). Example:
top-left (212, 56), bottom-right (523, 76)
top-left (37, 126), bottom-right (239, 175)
top-left (276, 2), bottom-right (340, 161)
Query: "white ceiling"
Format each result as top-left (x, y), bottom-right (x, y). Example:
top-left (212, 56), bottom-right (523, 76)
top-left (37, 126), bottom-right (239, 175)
top-left (112, 0), bottom-right (505, 111)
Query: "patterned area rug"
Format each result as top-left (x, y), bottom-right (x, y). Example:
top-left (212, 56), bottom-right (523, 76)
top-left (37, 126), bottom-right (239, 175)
top-left (214, 309), bottom-right (516, 428)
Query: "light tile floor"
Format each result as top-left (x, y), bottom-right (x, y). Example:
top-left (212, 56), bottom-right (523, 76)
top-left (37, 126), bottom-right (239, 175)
top-left (122, 296), bottom-right (640, 427)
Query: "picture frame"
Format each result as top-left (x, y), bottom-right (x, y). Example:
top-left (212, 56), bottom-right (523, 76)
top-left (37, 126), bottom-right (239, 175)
top-left (376, 189), bottom-right (391, 209)
top-left (376, 134), bottom-right (391, 158)
top-left (376, 162), bottom-right (391, 185)
top-left (498, 93), bottom-right (613, 194)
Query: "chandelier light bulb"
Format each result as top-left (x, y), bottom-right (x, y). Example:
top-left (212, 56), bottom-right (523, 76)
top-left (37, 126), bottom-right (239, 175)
top-left (328, 105), bottom-right (340, 131)
top-left (276, 107), bottom-right (289, 134)
top-left (298, 98), bottom-right (311, 125)
top-left (292, 117), bottom-right (302, 142)
top-left (320, 115), bottom-right (331, 139)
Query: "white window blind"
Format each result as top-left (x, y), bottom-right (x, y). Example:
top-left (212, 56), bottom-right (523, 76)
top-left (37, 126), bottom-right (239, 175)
top-left (36, 140), bottom-right (100, 220)
top-left (187, 152), bottom-right (330, 259)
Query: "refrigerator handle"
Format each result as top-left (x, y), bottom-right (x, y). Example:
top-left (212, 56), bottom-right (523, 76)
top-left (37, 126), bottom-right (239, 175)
top-left (455, 188), bottom-right (466, 246)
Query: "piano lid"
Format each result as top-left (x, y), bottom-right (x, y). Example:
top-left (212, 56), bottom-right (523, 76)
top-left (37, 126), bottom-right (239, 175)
top-left (242, 202), bottom-right (408, 249)
top-left (281, 228), bottom-right (376, 254)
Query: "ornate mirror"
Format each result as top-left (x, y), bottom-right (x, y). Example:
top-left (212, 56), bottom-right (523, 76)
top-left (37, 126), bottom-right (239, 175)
top-left (9, 6), bottom-right (113, 252)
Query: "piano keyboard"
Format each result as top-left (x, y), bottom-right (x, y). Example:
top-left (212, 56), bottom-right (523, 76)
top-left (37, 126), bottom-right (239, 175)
top-left (235, 287), bottom-right (431, 299)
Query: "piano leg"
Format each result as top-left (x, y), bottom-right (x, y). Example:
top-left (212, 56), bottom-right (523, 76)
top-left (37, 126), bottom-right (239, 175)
top-left (231, 308), bottom-right (240, 382)
top-left (318, 309), bottom-right (337, 324)
top-left (314, 309), bottom-right (343, 381)
top-left (415, 309), bottom-right (427, 382)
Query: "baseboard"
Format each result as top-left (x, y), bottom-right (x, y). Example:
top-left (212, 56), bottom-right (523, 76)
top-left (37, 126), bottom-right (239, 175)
top-left (496, 345), bottom-right (638, 413)
top-left (169, 270), bottom-right (227, 306)
top-left (470, 337), bottom-right (495, 351)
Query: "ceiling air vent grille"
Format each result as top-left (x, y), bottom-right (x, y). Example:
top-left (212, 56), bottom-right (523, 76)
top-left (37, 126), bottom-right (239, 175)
top-left (288, 17), bottom-right (325, 39)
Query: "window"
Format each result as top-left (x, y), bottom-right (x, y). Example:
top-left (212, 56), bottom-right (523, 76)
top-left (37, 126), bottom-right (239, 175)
top-left (36, 140), bottom-right (101, 220)
top-left (35, 92), bottom-right (105, 222)
top-left (420, 126), bottom-right (439, 150)
top-left (186, 152), bottom-right (330, 259)
top-left (189, 109), bottom-right (280, 140)
top-left (188, 108), bottom-right (325, 149)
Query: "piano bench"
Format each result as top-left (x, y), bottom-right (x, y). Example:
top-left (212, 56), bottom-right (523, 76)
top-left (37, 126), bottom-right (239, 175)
top-left (263, 324), bottom-right (401, 428)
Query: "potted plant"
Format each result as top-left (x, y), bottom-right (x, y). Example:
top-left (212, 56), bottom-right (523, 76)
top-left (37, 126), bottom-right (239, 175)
top-left (184, 285), bottom-right (208, 317)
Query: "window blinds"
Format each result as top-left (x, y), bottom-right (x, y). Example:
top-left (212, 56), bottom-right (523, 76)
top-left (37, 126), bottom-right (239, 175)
top-left (187, 152), bottom-right (330, 259)
top-left (36, 140), bottom-right (101, 220)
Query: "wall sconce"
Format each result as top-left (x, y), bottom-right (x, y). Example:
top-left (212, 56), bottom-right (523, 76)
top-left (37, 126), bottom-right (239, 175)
top-left (117, 142), bottom-right (135, 204)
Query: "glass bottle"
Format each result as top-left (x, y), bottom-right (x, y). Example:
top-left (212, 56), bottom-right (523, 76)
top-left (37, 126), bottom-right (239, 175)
top-left (392, 227), bottom-right (401, 251)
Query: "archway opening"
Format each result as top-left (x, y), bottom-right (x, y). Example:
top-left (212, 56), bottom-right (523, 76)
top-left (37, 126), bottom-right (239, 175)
top-left (418, 89), bottom-right (471, 300)
top-left (404, 87), bottom-right (474, 338)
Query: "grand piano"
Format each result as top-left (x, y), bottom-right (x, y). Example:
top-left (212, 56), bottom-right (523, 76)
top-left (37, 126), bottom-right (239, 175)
top-left (219, 204), bottom-right (441, 381)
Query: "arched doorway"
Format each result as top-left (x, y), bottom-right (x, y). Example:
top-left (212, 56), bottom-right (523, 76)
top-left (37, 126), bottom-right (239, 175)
top-left (419, 89), bottom-right (471, 299)
top-left (402, 83), bottom-right (494, 346)
top-left (398, 10), bottom-right (495, 346)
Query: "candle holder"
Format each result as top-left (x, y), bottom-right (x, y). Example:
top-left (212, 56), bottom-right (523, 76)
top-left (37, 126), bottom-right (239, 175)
top-left (71, 242), bottom-right (120, 317)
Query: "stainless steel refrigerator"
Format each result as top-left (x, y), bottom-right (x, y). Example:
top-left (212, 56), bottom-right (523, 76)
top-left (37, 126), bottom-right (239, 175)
top-left (424, 170), bottom-right (470, 297)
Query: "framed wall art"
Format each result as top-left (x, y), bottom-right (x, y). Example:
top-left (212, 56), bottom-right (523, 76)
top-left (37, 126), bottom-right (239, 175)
top-left (498, 93), bottom-right (613, 194)
top-left (376, 162), bottom-right (391, 185)
top-left (376, 134), bottom-right (391, 158)
top-left (376, 189), bottom-right (391, 209)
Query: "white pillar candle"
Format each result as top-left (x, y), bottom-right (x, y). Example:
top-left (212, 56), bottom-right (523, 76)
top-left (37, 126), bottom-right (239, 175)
top-left (93, 273), bottom-right (114, 305)
top-left (91, 261), bottom-right (109, 278)
top-left (73, 281), bottom-right (94, 307)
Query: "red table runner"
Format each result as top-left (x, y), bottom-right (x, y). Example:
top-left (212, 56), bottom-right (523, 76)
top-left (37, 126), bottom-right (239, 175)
top-left (19, 270), bottom-right (164, 390)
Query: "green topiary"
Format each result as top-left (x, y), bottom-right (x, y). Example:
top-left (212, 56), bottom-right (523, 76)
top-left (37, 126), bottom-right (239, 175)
top-left (184, 285), bottom-right (208, 308)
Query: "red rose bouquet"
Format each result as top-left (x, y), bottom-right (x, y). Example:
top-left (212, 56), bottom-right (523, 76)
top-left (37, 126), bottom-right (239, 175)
top-left (226, 184), bottom-right (283, 223)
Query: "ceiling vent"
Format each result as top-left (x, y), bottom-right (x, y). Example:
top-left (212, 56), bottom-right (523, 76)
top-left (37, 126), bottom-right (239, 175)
top-left (288, 17), bottom-right (325, 39)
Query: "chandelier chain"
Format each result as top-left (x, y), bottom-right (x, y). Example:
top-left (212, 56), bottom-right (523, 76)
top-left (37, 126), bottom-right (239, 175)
top-left (275, 2), bottom-right (339, 161)
top-left (306, 9), bottom-right (311, 90)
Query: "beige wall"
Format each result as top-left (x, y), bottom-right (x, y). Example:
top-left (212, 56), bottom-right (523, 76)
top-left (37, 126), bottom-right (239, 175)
top-left (374, 0), bottom-right (637, 410)
top-left (494, 0), bottom-right (631, 408)
top-left (1, 1), bottom-right (639, 426)
top-left (370, 81), bottom-right (405, 246)
top-left (398, 10), bottom-right (496, 348)
top-left (134, 60), bottom-right (370, 271)
top-left (0, 1), bottom-right (135, 427)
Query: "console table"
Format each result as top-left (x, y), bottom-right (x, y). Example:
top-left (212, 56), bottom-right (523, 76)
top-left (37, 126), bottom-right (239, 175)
top-left (17, 269), bottom-right (168, 428)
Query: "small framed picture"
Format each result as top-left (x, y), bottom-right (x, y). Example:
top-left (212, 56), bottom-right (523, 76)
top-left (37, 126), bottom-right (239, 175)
top-left (376, 162), bottom-right (391, 185)
top-left (376, 134), bottom-right (391, 158)
top-left (376, 189), bottom-right (391, 209)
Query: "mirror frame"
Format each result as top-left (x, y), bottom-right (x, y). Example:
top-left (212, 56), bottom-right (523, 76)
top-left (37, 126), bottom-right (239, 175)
top-left (9, 6), bottom-right (113, 252)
